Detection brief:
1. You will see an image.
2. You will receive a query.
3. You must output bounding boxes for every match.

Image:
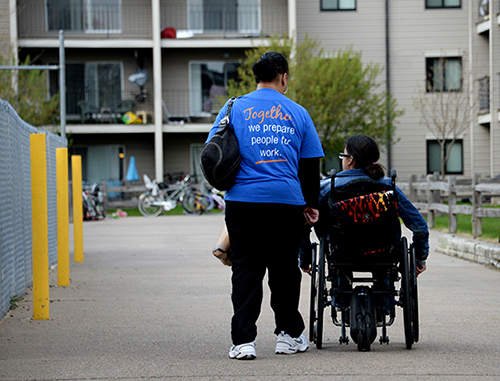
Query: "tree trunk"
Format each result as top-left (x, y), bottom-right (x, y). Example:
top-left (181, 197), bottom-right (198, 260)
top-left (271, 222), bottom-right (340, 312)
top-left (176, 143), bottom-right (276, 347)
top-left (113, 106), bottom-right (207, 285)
top-left (440, 142), bottom-right (446, 180)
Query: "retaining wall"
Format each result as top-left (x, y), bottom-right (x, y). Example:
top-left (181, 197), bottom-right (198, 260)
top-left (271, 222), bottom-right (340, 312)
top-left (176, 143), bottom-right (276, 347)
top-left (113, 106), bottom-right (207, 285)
top-left (437, 234), bottom-right (500, 269)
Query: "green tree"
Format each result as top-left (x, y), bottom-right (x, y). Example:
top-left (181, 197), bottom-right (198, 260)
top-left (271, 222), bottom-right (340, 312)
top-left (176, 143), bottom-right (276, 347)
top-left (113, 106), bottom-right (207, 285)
top-left (0, 56), bottom-right (59, 127)
top-left (226, 35), bottom-right (294, 98)
top-left (226, 36), bottom-right (402, 169)
top-left (291, 45), bottom-right (402, 159)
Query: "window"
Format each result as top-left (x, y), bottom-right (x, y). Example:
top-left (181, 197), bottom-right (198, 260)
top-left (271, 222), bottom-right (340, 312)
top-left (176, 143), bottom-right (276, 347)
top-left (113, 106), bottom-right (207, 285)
top-left (50, 62), bottom-right (123, 116)
top-left (187, 0), bottom-right (260, 33)
top-left (321, 0), bottom-right (356, 11)
top-left (426, 0), bottom-right (460, 8)
top-left (427, 140), bottom-right (463, 174)
top-left (69, 145), bottom-right (125, 184)
top-left (85, 63), bottom-right (122, 109)
top-left (426, 57), bottom-right (462, 92)
top-left (190, 62), bottom-right (239, 115)
top-left (47, 0), bottom-right (121, 33)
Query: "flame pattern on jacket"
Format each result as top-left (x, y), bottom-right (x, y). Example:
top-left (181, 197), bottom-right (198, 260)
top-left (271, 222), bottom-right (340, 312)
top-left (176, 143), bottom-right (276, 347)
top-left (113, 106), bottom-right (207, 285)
top-left (331, 190), bottom-right (397, 224)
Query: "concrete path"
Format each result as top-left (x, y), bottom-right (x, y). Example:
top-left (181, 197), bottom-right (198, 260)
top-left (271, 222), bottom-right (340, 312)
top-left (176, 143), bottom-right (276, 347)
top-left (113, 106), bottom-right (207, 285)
top-left (1, 214), bottom-right (500, 380)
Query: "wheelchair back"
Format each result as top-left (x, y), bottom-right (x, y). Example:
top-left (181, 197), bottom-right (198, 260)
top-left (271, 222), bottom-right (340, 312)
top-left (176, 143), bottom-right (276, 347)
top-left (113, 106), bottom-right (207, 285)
top-left (327, 172), bottom-right (401, 263)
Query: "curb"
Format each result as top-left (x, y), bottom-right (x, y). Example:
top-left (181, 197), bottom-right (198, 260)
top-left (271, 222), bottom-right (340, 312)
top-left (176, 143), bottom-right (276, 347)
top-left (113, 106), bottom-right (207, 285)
top-left (436, 234), bottom-right (500, 269)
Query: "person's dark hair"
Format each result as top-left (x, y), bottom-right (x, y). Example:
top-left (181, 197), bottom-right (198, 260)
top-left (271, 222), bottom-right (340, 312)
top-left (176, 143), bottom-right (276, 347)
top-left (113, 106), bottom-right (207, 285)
top-left (252, 51), bottom-right (289, 84)
top-left (344, 135), bottom-right (385, 180)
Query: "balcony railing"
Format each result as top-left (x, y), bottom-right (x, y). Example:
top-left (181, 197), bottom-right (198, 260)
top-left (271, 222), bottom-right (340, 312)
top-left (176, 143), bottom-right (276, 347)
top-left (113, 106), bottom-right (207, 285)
top-left (64, 89), bottom-right (137, 123)
top-left (47, 3), bottom-right (121, 33)
top-left (18, 1), bottom-right (287, 39)
top-left (18, 2), bottom-right (152, 38)
top-left (160, 2), bottom-right (288, 37)
top-left (187, 3), bottom-right (259, 34)
top-left (68, 88), bottom-right (223, 125)
top-left (478, 76), bottom-right (490, 113)
top-left (163, 89), bottom-right (229, 123)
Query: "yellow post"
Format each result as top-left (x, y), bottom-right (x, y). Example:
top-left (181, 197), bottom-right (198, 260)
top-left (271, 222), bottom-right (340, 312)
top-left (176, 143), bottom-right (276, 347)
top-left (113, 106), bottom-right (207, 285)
top-left (30, 133), bottom-right (50, 320)
top-left (71, 155), bottom-right (84, 263)
top-left (57, 148), bottom-right (70, 286)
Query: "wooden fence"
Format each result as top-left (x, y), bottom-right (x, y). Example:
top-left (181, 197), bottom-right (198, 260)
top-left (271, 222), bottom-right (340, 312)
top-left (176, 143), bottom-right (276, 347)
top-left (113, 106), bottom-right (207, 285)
top-left (398, 174), bottom-right (500, 238)
top-left (98, 175), bottom-right (500, 238)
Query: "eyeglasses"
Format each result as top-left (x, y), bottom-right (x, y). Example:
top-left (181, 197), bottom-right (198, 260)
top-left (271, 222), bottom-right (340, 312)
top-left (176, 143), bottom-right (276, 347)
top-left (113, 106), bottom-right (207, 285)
top-left (339, 152), bottom-right (351, 160)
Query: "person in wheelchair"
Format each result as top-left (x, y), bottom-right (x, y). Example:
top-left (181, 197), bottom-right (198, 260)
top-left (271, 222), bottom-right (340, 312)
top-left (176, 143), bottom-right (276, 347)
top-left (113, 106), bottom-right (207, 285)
top-left (301, 135), bottom-right (429, 350)
top-left (301, 134), bottom-right (428, 273)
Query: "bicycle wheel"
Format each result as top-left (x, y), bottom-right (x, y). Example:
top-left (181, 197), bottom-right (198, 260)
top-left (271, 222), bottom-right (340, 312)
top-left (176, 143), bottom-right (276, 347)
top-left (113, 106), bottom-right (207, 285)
top-left (400, 237), bottom-right (414, 350)
top-left (182, 192), bottom-right (198, 214)
top-left (315, 237), bottom-right (327, 349)
top-left (195, 193), bottom-right (210, 214)
top-left (182, 191), bottom-right (209, 214)
top-left (138, 192), bottom-right (164, 217)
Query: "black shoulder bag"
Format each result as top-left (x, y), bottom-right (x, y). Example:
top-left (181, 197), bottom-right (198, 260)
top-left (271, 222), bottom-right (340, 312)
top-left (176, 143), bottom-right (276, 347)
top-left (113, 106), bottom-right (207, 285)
top-left (200, 97), bottom-right (241, 191)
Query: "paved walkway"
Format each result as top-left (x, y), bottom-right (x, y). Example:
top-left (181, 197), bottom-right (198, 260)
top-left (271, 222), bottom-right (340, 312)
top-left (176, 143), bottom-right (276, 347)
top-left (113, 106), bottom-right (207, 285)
top-left (1, 214), bottom-right (500, 380)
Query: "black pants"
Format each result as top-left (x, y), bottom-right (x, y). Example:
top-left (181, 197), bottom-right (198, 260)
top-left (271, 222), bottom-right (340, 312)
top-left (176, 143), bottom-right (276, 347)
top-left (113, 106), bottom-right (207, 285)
top-left (225, 201), bottom-right (306, 345)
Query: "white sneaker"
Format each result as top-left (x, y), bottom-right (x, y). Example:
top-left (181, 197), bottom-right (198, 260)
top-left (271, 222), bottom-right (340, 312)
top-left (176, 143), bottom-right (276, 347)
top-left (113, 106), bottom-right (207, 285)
top-left (228, 341), bottom-right (256, 360)
top-left (275, 332), bottom-right (309, 354)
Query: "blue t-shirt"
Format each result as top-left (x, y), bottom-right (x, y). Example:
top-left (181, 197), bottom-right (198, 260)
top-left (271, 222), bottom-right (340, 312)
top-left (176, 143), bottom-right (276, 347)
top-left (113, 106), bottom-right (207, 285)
top-left (206, 88), bottom-right (324, 205)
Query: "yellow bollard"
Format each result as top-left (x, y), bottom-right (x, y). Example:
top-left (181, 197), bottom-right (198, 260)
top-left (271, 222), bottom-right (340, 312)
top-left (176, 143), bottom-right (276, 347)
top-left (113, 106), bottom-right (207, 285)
top-left (71, 155), bottom-right (84, 263)
top-left (30, 133), bottom-right (49, 320)
top-left (57, 148), bottom-right (70, 286)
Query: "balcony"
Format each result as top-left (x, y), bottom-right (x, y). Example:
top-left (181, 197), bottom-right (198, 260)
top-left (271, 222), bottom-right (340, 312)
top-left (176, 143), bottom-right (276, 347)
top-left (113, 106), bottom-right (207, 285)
top-left (160, 1), bottom-right (288, 39)
top-left (477, 0), bottom-right (490, 34)
top-left (18, 1), bottom-right (288, 43)
top-left (478, 76), bottom-right (490, 113)
top-left (478, 76), bottom-right (490, 125)
top-left (17, 1), bottom-right (152, 40)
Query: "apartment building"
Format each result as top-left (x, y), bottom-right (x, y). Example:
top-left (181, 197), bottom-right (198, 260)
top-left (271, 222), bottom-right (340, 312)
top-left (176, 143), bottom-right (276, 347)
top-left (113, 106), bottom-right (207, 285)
top-left (3, 0), bottom-right (499, 186)
top-left (297, 0), bottom-right (498, 179)
top-left (6, 0), bottom-right (289, 184)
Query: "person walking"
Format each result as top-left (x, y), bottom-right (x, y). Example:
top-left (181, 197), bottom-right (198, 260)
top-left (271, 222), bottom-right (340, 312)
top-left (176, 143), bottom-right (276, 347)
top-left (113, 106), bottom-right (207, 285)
top-left (206, 51), bottom-right (324, 360)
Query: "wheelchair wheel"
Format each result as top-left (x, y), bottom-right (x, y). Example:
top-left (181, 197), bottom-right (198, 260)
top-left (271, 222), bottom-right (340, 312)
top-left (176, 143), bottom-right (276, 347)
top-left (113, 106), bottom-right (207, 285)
top-left (410, 244), bottom-right (420, 343)
top-left (309, 242), bottom-right (318, 342)
top-left (314, 237), bottom-right (327, 349)
top-left (401, 237), bottom-right (414, 350)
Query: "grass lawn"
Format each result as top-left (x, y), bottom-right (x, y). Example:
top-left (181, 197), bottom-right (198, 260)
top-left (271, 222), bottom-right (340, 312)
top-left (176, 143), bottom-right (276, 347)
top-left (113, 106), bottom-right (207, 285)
top-left (430, 214), bottom-right (500, 242)
top-left (106, 205), bottom-right (223, 217)
top-left (106, 204), bottom-right (499, 242)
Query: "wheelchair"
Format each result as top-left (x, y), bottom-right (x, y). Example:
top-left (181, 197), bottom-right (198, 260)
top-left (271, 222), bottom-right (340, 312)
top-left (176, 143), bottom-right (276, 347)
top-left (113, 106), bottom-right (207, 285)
top-left (309, 170), bottom-right (419, 351)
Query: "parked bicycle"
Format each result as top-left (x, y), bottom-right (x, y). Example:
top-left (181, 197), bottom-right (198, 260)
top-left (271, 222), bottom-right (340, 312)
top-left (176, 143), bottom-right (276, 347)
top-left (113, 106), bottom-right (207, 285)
top-left (208, 186), bottom-right (225, 211)
top-left (182, 185), bottom-right (225, 215)
top-left (138, 174), bottom-right (198, 217)
top-left (82, 183), bottom-right (105, 221)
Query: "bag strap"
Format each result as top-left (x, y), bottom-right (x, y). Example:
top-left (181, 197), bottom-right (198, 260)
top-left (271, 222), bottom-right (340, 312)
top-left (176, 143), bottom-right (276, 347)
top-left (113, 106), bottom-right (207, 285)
top-left (218, 97), bottom-right (237, 131)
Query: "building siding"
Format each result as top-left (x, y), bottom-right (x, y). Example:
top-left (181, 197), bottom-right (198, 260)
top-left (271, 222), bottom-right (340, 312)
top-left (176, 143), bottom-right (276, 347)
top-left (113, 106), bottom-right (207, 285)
top-left (391, 1), bottom-right (469, 178)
